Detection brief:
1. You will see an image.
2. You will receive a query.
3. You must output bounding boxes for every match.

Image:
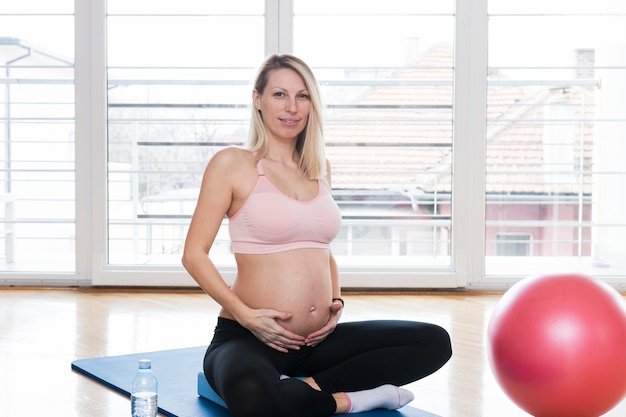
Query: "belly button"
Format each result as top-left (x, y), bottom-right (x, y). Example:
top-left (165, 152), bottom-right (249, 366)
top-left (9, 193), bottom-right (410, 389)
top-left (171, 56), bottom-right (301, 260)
top-left (309, 306), bottom-right (316, 312)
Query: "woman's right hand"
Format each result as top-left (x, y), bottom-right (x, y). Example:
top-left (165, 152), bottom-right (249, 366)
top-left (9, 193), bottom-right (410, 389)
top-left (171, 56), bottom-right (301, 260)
top-left (241, 309), bottom-right (306, 353)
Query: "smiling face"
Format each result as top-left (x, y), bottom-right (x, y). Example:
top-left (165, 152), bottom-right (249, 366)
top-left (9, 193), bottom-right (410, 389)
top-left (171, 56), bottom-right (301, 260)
top-left (253, 68), bottom-right (311, 143)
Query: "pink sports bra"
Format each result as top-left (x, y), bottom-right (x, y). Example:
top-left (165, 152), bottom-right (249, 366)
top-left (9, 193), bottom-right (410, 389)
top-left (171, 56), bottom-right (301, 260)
top-left (228, 160), bottom-right (342, 254)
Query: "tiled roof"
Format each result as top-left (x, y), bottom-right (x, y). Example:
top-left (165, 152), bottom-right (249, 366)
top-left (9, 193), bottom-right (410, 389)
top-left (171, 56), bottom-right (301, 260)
top-left (325, 43), bottom-right (594, 196)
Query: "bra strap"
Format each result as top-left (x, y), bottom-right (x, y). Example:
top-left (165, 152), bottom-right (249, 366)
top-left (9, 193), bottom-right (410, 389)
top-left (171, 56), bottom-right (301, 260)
top-left (256, 160), bottom-right (265, 176)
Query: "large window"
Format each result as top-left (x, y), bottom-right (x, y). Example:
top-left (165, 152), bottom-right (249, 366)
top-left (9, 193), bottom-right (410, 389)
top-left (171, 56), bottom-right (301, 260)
top-left (485, 1), bottom-right (626, 281)
top-left (102, 0), bottom-right (460, 287)
top-left (1, 0), bottom-right (625, 288)
top-left (293, 1), bottom-right (455, 275)
top-left (0, 2), bottom-right (75, 276)
top-left (106, 1), bottom-right (264, 267)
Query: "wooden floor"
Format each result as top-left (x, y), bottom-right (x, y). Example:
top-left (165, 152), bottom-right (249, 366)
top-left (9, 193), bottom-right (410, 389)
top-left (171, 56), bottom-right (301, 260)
top-left (1, 288), bottom-right (625, 417)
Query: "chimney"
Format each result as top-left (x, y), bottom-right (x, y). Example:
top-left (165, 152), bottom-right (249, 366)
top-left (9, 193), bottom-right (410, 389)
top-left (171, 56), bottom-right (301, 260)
top-left (575, 48), bottom-right (595, 79)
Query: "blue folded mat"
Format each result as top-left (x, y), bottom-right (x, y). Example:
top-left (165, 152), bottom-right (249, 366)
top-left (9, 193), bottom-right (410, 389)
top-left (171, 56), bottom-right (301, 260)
top-left (72, 345), bottom-right (440, 417)
top-left (197, 372), bottom-right (227, 408)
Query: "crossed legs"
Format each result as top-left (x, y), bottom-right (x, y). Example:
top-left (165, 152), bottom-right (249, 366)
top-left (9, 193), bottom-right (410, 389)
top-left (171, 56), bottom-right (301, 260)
top-left (204, 318), bottom-right (451, 417)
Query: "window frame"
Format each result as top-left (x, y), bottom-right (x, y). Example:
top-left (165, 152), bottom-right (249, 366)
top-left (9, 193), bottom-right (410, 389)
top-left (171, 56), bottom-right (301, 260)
top-left (88, 0), bottom-right (478, 288)
top-left (3, 0), bottom-right (623, 289)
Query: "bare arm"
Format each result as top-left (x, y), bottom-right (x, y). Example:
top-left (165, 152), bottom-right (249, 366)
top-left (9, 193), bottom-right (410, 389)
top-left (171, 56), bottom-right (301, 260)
top-left (181, 149), bottom-right (249, 319)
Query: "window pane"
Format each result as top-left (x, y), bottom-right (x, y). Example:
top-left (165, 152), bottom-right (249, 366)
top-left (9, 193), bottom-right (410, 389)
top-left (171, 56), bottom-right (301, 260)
top-left (496, 234), bottom-right (531, 257)
top-left (486, 1), bottom-right (626, 277)
top-left (294, 0), bottom-right (455, 268)
top-left (106, 1), bottom-right (264, 265)
top-left (0, 4), bottom-right (75, 272)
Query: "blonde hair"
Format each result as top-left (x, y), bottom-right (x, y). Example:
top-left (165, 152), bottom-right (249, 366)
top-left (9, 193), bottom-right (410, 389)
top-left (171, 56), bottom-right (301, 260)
top-left (247, 54), bottom-right (326, 179)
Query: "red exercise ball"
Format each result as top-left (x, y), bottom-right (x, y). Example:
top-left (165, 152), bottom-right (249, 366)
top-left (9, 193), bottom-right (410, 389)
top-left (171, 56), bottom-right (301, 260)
top-left (487, 273), bottom-right (626, 417)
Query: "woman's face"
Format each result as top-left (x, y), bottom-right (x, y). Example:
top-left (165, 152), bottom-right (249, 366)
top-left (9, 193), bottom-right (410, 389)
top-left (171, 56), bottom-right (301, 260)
top-left (254, 68), bottom-right (311, 143)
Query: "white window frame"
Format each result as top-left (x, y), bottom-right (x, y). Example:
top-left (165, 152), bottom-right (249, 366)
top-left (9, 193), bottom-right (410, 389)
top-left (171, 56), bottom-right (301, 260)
top-left (9, 0), bottom-right (624, 289)
top-left (83, 0), bottom-right (485, 287)
top-left (2, 0), bottom-right (624, 288)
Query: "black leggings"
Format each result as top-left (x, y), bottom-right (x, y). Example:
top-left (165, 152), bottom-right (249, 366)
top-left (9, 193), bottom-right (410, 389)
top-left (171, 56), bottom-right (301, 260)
top-left (203, 317), bottom-right (452, 417)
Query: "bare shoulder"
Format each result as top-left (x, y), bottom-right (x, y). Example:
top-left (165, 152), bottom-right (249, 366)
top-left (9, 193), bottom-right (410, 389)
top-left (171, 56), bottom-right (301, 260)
top-left (203, 146), bottom-right (255, 180)
top-left (203, 147), bottom-right (258, 216)
top-left (205, 147), bottom-right (258, 205)
top-left (208, 146), bottom-right (253, 170)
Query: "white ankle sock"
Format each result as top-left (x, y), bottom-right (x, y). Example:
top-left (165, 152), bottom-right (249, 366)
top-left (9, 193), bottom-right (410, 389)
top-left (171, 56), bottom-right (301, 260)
top-left (345, 384), bottom-right (414, 413)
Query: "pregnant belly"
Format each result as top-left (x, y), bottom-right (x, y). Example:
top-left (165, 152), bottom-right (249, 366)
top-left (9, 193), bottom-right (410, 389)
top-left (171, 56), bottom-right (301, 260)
top-left (280, 305), bottom-right (331, 337)
top-left (232, 249), bottom-right (334, 337)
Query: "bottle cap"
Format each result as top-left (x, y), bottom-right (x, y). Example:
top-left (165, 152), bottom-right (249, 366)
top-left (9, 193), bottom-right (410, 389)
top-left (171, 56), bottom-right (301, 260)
top-left (138, 359), bottom-right (152, 369)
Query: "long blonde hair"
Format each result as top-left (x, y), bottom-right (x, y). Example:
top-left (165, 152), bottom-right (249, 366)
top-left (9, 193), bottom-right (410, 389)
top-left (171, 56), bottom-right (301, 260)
top-left (247, 54), bottom-right (326, 179)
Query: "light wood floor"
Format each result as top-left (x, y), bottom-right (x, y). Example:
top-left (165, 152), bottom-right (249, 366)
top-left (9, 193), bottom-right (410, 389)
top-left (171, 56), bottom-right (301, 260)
top-left (1, 288), bottom-right (625, 417)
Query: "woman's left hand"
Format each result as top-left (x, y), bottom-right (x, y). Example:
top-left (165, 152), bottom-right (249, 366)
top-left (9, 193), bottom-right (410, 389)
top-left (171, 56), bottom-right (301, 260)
top-left (304, 299), bottom-right (343, 347)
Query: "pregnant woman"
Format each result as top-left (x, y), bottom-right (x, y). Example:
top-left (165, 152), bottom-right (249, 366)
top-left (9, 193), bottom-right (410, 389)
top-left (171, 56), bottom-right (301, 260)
top-left (182, 53), bottom-right (452, 417)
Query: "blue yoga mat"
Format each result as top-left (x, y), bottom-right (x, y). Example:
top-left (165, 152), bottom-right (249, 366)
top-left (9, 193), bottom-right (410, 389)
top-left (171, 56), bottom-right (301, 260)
top-left (71, 346), bottom-right (440, 417)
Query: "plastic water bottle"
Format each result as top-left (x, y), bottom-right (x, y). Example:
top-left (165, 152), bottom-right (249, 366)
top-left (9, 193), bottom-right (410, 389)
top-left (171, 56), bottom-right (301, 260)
top-left (131, 359), bottom-right (158, 417)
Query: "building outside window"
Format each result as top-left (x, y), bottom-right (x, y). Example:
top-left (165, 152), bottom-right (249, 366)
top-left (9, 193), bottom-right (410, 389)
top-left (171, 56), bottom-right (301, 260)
top-left (496, 234), bottom-right (531, 257)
